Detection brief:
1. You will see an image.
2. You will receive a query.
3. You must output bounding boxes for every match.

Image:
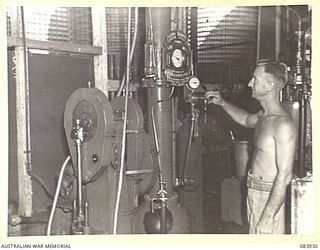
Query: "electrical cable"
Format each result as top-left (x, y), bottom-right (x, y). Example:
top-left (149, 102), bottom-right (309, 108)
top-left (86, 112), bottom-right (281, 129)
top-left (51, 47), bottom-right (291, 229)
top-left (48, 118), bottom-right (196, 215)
top-left (46, 156), bottom-right (71, 236)
top-left (30, 174), bottom-right (54, 199)
top-left (116, 7), bottom-right (139, 97)
top-left (113, 7), bottom-right (132, 235)
top-left (21, 6), bottom-right (54, 200)
top-left (20, 6), bottom-right (33, 177)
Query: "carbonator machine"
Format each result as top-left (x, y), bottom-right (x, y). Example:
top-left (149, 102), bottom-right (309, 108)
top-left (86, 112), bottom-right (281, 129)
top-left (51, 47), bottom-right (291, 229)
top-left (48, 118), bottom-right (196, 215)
top-left (48, 7), bottom-right (207, 235)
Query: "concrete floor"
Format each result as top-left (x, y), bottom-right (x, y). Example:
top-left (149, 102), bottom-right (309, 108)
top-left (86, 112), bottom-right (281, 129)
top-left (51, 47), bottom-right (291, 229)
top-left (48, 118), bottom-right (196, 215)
top-left (203, 190), bottom-right (249, 234)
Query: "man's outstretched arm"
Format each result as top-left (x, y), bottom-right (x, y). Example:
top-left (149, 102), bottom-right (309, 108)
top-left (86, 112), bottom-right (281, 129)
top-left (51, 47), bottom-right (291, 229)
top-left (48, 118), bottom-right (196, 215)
top-left (205, 91), bottom-right (260, 128)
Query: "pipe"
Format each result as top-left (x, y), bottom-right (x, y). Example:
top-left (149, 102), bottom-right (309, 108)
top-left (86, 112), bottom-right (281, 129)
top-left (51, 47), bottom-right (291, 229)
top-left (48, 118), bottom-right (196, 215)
top-left (283, 5), bottom-right (305, 176)
top-left (113, 7), bottom-right (132, 235)
top-left (148, 8), bottom-right (171, 82)
top-left (160, 201), bottom-right (167, 233)
top-left (116, 7), bottom-right (139, 97)
top-left (20, 7), bottom-right (33, 175)
top-left (19, 7), bottom-right (57, 203)
top-left (47, 156), bottom-right (71, 236)
top-left (182, 116), bottom-right (195, 181)
top-left (75, 139), bottom-right (83, 221)
top-left (146, 7), bottom-right (173, 192)
top-left (172, 97), bottom-right (177, 183)
top-left (256, 7), bottom-right (261, 63)
top-left (284, 6), bottom-right (302, 75)
top-left (275, 6), bottom-right (281, 60)
top-left (299, 96), bottom-right (306, 177)
top-left (150, 87), bottom-right (175, 184)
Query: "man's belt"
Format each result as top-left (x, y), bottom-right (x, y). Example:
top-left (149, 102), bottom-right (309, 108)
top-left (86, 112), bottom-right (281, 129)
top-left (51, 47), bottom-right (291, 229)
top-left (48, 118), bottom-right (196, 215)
top-left (246, 174), bottom-right (274, 192)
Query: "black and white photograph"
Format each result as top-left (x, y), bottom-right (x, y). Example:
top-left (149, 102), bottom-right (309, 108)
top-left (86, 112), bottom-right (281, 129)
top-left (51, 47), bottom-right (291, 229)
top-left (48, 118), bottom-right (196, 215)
top-left (2, 2), bottom-right (317, 246)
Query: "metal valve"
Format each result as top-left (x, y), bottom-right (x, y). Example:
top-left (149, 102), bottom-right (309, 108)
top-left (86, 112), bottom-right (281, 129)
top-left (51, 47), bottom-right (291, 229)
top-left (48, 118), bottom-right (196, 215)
top-left (143, 181), bottom-right (173, 234)
top-left (71, 119), bottom-right (87, 144)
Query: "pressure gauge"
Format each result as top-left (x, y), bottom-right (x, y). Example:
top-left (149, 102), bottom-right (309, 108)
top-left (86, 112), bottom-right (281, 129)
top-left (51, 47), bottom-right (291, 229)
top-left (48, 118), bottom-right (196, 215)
top-left (171, 48), bottom-right (185, 69)
top-left (163, 30), bottom-right (192, 85)
top-left (187, 77), bottom-right (200, 90)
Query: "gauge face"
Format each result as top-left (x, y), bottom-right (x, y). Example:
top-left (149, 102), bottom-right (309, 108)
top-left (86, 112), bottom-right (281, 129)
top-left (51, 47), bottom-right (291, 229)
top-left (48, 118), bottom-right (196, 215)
top-left (171, 48), bottom-right (185, 69)
top-left (188, 77), bottom-right (200, 89)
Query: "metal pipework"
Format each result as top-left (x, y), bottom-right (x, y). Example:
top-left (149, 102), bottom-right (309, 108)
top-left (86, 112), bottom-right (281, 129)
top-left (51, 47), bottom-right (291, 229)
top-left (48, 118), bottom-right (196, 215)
top-left (156, 181), bottom-right (168, 233)
top-left (145, 182), bottom-right (173, 234)
top-left (71, 119), bottom-right (86, 229)
top-left (146, 7), bottom-right (173, 193)
top-left (142, 8), bottom-right (191, 234)
top-left (148, 87), bottom-right (174, 192)
top-left (176, 102), bottom-right (199, 187)
top-left (145, 7), bottom-right (171, 83)
top-left (174, 89), bottom-right (206, 189)
top-left (284, 6), bottom-right (303, 85)
top-left (83, 201), bottom-right (90, 235)
top-left (283, 6), bottom-right (310, 177)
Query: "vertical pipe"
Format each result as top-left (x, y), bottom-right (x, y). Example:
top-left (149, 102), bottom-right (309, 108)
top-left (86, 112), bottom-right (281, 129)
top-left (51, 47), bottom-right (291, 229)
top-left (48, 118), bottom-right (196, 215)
top-left (160, 201), bottom-right (167, 233)
top-left (146, 8), bottom-right (174, 192)
top-left (14, 6), bottom-right (33, 216)
top-left (172, 97), bottom-right (177, 181)
top-left (275, 6), bottom-right (282, 61)
top-left (190, 7), bottom-right (198, 74)
top-left (286, 8), bottom-right (290, 40)
top-left (256, 7), bottom-right (261, 63)
top-left (148, 87), bottom-right (173, 192)
top-left (76, 140), bottom-right (83, 219)
top-left (299, 97), bottom-right (306, 177)
top-left (182, 118), bottom-right (195, 181)
top-left (149, 7), bottom-right (171, 82)
top-left (113, 7), bottom-right (132, 234)
top-left (276, 6), bottom-right (282, 101)
top-left (21, 7), bottom-right (32, 183)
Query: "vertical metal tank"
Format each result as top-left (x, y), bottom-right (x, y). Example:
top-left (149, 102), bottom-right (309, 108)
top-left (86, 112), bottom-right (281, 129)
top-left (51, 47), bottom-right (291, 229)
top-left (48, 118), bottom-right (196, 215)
top-left (134, 7), bottom-right (190, 234)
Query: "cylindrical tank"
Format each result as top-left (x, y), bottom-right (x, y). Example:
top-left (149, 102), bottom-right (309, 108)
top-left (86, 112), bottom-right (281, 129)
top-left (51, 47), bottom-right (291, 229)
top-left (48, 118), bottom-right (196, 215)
top-left (145, 7), bottom-right (174, 193)
top-left (140, 7), bottom-right (190, 234)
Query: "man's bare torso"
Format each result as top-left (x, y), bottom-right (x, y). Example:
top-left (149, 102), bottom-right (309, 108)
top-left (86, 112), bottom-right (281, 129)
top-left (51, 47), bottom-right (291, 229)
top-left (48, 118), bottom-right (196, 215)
top-left (251, 108), bottom-right (293, 178)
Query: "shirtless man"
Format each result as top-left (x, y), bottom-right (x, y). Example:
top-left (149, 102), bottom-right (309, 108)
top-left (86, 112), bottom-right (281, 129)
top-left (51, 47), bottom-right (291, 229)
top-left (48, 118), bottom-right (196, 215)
top-left (205, 61), bottom-right (296, 234)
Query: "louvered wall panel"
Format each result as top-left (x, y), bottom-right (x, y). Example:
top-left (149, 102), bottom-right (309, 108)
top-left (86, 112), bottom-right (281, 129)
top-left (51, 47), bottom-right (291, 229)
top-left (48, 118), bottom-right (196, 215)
top-left (6, 7), bottom-right (93, 45)
top-left (105, 7), bottom-right (145, 81)
top-left (188, 6), bottom-right (258, 85)
top-left (197, 6), bottom-right (258, 65)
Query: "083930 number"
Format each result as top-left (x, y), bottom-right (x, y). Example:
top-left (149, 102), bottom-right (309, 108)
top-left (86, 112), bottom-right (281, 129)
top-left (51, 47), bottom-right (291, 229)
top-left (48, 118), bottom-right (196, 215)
top-left (300, 244), bottom-right (318, 248)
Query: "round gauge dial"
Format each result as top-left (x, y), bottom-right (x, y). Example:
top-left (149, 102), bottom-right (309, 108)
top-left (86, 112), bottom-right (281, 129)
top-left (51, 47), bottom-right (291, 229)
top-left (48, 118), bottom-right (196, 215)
top-left (171, 48), bottom-right (185, 69)
top-left (188, 77), bottom-right (200, 89)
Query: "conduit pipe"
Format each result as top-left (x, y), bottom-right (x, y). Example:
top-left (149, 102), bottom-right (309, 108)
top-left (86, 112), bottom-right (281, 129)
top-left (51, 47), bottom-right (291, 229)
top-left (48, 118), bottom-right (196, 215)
top-left (113, 7), bottom-right (133, 234)
top-left (116, 7), bottom-right (139, 97)
top-left (47, 156), bottom-right (71, 236)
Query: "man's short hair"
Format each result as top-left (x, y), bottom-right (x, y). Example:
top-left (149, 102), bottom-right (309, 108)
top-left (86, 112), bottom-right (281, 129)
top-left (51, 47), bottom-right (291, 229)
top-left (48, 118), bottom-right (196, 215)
top-left (257, 60), bottom-right (288, 88)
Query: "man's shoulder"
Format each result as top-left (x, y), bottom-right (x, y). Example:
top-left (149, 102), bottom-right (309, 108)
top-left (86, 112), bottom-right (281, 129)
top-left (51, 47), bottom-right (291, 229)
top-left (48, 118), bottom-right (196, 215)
top-left (273, 115), bottom-right (296, 136)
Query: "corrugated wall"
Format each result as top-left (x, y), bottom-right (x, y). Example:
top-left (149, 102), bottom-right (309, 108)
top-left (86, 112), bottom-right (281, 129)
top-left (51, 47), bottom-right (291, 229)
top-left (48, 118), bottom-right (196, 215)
top-left (6, 7), bottom-right (93, 44)
top-left (106, 7), bottom-right (145, 81)
top-left (188, 6), bottom-right (258, 85)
